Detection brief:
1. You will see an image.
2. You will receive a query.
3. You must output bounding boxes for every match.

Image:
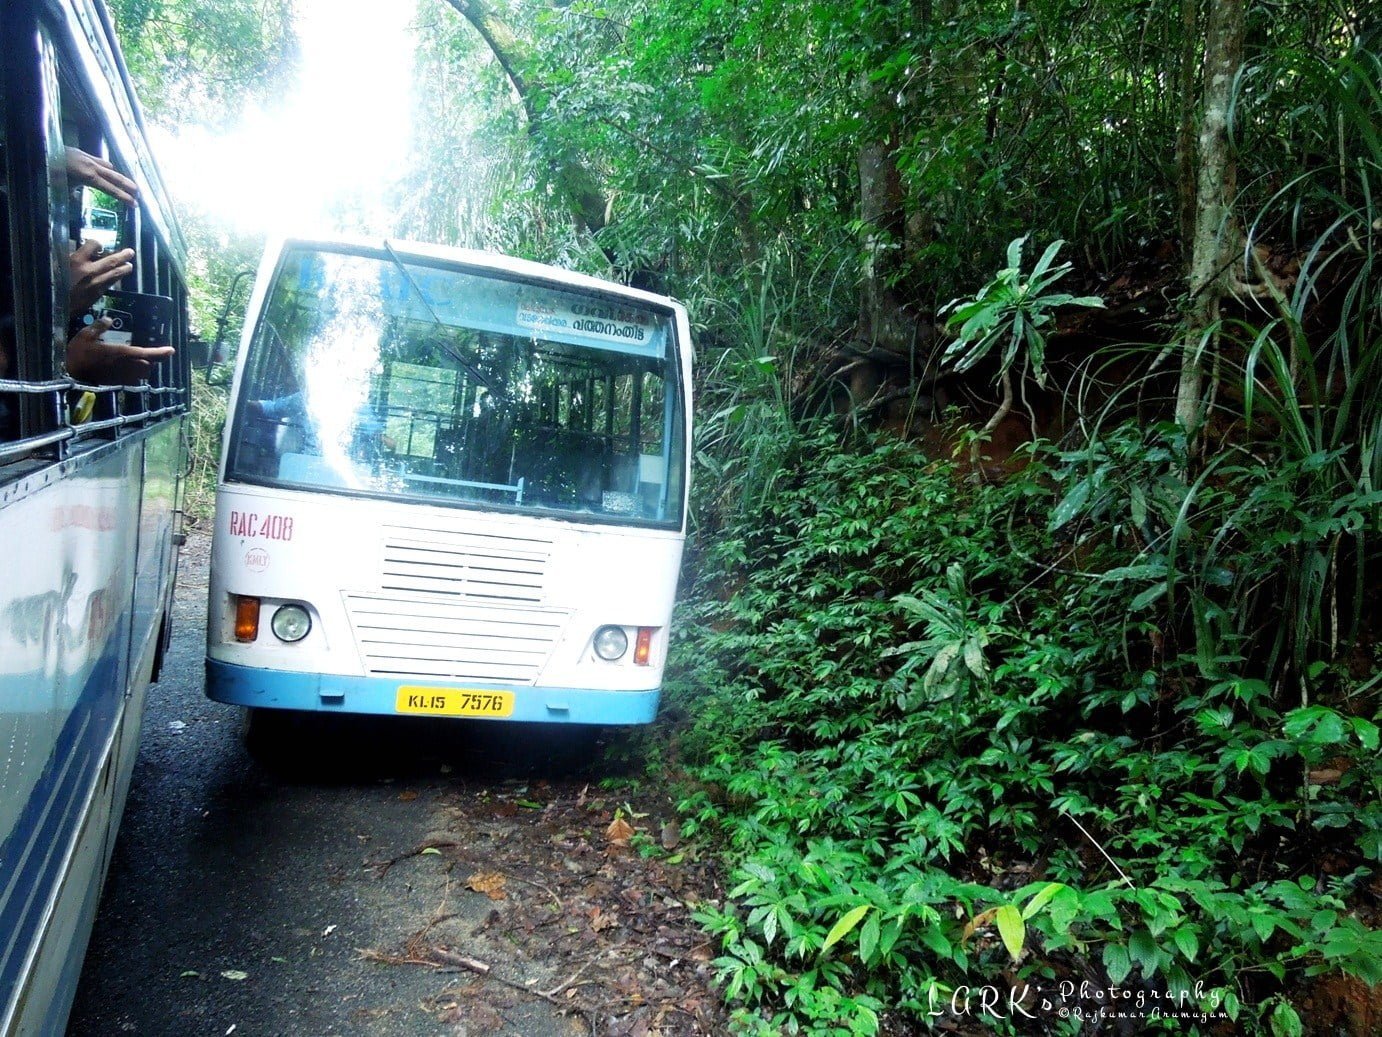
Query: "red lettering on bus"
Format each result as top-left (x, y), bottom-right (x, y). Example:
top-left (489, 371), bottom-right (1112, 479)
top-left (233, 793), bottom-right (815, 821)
top-left (229, 510), bottom-right (294, 541)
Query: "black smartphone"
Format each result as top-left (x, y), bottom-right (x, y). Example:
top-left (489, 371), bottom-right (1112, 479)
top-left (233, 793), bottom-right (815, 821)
top-left (116, 207), bottom-right (136, 253)
top-left (94, 290), bottom-right (174, 346)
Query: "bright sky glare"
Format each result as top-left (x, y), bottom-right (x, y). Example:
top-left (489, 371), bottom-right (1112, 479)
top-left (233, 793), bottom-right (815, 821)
top-left (152, 0), bottom-right (419, 237)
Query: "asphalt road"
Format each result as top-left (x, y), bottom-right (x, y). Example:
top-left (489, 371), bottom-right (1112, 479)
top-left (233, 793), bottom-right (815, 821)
top-left (65, 539), bottom-right (603, 1037)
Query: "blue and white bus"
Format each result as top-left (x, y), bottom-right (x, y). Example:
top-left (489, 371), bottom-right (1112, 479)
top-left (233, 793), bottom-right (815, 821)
top-left (207, 238), bottom-right (691, 736)
top-left (0, 1), bottom-right (190, 1032)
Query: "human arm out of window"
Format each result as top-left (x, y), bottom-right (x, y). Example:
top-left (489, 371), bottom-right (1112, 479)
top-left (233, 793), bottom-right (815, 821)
top-left (68, 239), bottom-right (133, 312)
top-left (65, 148), bottom-right (137, 206)
top-left (65, 316), bottom-right (172, 384)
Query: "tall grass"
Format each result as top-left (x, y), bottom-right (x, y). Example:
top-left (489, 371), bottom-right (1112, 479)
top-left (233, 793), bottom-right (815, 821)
top-left (183, 373), bottom-right (228, 525)
top-left (1054, 38), bottom-right (1382, 702)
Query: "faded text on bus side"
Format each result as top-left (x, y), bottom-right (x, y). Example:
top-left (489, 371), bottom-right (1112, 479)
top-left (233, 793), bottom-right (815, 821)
top-left (229, 510), bottom-right (294, 541)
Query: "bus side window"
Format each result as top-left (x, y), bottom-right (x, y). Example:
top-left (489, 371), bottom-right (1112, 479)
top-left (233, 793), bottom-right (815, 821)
top-left (34, 30), bottom-right (71, 377)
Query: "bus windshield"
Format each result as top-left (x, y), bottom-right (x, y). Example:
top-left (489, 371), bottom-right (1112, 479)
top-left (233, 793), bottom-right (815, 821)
top-left (225, 246), bottom-right (687, 527)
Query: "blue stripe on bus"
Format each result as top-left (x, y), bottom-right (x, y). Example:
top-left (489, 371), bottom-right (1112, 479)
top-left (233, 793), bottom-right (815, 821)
top-left (206, 659), bottom-right (660, 726)
top-left (0, 641), bottom-right (125, 1016)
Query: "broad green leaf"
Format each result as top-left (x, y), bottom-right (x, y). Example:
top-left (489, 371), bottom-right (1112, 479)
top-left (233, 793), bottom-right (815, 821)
top-left (962, 637), bottom-right (987, 680)
top-left (1130, 484), bottom-right (1148, 527)
top-left (1021, 882), bottom-right (1067, 920)
top-left (1052, 476), bottom-right (1095, 528)
top-left (918, 922), bottom-right (952, 959)
top-left (1098, 563), bottom-right (1167, 582)
top-left (1005, 235), bottom-right (1027, 269)
top-left (923, 643), bottom-right (962, 697)
top-left (1351, 718), bottom-right (1379, 751)
top-left (1172, 927), bottom-right (1199, 962)
top-left (821, 905), bottom-right (871, 955)
top-left (1028, 239), bottom-right (1066, 281)
top-left (859, 910), bottom-right (881, 963)
top-left (1131, 583), bottom-right (1168, 610)
top-left (1129, 930), bottom-right (1162, 977)
top-left (1269, 1000), bottom-right (1303, 1037)
top-left (1223, 990), bottom-right (1241, 1020)
top-left (1103, 942), bottom-right (1132, 985)
top-left (995, 904), bottom-right (1025, 961)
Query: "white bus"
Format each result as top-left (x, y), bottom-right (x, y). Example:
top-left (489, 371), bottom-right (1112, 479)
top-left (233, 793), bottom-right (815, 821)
top-left (206, 238), bottom-right (692, 733)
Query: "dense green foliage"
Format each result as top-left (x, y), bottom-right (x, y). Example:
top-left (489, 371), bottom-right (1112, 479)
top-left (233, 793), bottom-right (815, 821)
top-left (665, 419), bottom-right (1380, 1032)
top-left (107, 0), bottom-right (297, 127)
top-left (104, 2), bottom-right (289, 517)
top-left (112, 0), bottom-right (1382, 1028)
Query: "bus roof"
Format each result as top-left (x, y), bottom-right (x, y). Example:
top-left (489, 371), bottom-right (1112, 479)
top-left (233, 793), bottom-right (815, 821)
top-left (262, 236), bottom-right (688, 316)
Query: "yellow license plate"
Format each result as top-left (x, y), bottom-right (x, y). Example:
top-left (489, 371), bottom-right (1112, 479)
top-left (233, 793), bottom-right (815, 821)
top-left (395, 686), bottom-right (515, 718)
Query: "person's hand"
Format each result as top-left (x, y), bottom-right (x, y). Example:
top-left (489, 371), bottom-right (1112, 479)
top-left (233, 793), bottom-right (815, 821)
top-left (69, 240), bottom-right (134, 312)
top-left (66, 148), bottom-right (138, 205)
top-left (66, 317), bottom-right (174, 384)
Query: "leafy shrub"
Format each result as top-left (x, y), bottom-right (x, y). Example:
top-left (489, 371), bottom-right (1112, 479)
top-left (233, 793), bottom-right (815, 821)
top-left (665, 423), bottom-right (1381, 1034)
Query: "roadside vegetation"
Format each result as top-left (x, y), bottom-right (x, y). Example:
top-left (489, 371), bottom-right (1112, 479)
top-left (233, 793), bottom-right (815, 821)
top-left (115, 0), bottom-right (1381, 1031)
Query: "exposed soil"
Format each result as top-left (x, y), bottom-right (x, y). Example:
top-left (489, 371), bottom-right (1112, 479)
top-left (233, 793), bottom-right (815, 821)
top-left (356, 777), bottom-right (725, 1036)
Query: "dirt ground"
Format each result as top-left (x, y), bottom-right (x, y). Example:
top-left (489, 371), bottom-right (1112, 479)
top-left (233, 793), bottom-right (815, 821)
top-left (357, 772), bottom-right (728, 1035)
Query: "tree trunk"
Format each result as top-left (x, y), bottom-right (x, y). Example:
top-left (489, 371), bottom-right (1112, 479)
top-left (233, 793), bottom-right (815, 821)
top-left (857, 115), bottom-right (911, 357)
top-left (440, 0), bottom-right (609, 235)
top-left (851, 4), bottom-right (934, 403)
top-left (1176, 0), bottom-right (1244, 436)
top-left (1175, 0), bottom-right (1202, 249)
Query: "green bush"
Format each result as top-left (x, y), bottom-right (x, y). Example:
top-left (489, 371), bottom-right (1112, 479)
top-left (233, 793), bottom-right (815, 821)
top-left (666, 424), bottom-right (1381, 1035)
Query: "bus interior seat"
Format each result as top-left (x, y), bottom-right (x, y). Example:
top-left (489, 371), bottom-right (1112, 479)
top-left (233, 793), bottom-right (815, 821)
top-left (608, 451), bottom-right (637, 493)
top-left (433, 425), bottom-right (464, 476)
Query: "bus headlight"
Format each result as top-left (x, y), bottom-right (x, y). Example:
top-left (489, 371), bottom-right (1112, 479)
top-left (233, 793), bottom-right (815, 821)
top-left (271, 603), bottom-right (312, 643)
top-left (593, 625), bottom-right (628, 661)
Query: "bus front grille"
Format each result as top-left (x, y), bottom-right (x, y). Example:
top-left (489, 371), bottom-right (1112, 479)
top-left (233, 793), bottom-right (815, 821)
top-left (378, 530), bottom-right (550, 604)
top-left (344, 593), bottom-right (566, 684)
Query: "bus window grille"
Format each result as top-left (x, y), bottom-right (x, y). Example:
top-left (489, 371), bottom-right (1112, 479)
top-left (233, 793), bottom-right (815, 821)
top-left (0, 378), bottom-right (188, 462)
top-left (0, 378), bottom-right (75, 462)
top-left (65, 381), bottom-right (186, 440)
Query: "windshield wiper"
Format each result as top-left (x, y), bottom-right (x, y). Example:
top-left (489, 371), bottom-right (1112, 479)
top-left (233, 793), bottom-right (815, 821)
top-left (381, 239), bottom-right (506, 399)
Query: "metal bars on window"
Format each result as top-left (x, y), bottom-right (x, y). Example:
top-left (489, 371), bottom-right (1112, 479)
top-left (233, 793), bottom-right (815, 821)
top-left (0, 377), bottom-right (184, 462)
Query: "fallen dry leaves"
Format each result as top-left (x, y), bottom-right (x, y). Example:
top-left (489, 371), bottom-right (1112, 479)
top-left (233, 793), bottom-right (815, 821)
top-left (364, 781), bottom-right (725, 1035)
top-left (466, 870), bottom-right (508, 900)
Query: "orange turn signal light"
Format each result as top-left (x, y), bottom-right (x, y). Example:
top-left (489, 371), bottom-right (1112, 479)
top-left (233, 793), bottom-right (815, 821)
top-left (634, 627), bottom-right (654, 666)
top-left (234, 595), bottom-right (261, 642)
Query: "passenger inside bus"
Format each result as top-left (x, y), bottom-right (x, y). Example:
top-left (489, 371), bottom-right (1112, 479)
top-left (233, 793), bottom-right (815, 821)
top-left (248, 391), bottom-right (396, 458)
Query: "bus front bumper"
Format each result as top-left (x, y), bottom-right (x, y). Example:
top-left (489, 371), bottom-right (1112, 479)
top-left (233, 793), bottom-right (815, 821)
top-left (205, 659), bottom-right (660, 726)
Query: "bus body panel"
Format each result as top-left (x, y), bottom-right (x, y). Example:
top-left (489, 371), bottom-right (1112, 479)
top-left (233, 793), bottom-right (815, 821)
top-left (1, 0), bottom-right (190, 1028)
top-left (206, 482), bottom-right (684, 723)
top-left (205, 663), bottom-right (661, 725)
top-left (0, 437), bottom-right (177, 1036)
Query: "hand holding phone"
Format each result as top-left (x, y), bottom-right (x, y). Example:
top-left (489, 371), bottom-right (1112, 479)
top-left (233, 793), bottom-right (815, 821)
top-left (93, 290), bottom-right (174, 347)
top-left (70, 240), bottom-right (134, 311)
top-left (66, 317), bottom-right (174, 384)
